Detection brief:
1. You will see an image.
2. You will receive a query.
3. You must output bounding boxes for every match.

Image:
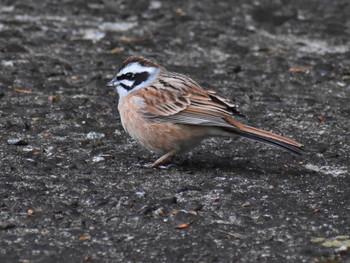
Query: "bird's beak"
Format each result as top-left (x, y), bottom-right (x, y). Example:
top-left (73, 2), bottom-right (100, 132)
top-left (106, 78), bottom-right (119, 87)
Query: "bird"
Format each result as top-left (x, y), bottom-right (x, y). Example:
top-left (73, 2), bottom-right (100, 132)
top-left (106, 56), bottom-right (303, 168)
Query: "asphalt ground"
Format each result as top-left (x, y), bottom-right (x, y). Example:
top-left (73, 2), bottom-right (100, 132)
top-left (0, 0), bottom-right (350, 262)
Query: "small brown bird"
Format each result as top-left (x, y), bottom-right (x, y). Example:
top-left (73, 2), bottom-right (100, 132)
top-left (107, 56), bottom-right (303, 167)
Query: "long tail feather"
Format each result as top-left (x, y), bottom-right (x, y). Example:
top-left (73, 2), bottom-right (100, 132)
top-left (223, 117), bottom-right (304, 154)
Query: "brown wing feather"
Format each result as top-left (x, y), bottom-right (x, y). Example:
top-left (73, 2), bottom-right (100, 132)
top-left (133, 86), bottom-right (189, 117)
top-left (133, 72), bottom-right (239, 124)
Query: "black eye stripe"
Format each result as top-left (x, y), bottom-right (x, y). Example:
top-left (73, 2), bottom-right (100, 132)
top-left (116, 71), bottom-right (150, 90)
top-left (117, 74), bottom-right (129, 81)
top-left (116, 73), bottom-right (132, 81)
top-left (117, 72), bottom-right (148, 81)
top-left (132, 72), bottom-right (150, 87)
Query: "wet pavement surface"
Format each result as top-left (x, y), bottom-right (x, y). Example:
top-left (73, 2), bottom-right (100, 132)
top-left (1, 0), bottom-right (350, 262)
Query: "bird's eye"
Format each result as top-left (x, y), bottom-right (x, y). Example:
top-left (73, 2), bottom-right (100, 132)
top-left (125, 73), bottom-right (134, 79)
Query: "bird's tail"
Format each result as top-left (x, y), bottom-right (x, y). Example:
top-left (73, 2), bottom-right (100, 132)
top-left (223, 117), bottom-right (304, 154)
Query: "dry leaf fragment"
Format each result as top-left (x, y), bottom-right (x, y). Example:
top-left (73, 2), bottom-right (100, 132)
top-left (336, 235), bottom-right (350, 240)
top-left (79, 236), bottom-right (90, 241)
top-left (289, 67), bottom-right (311, 72)
top-left (175, 223), bottom-right (190, 229)
top-left (13, 88), bottom-right (32, 94)
top-left (118, 35), bottom-right (153, 42)
top-left (322, 240), bottom-right (343, 247)
top-left (48, 95), bottom-right (60, 103)
top-left (172, 210), bottom-right (197, 215)
top-left (108, 48), bottom-right (124, 54)
top-left (241, 202), bottom-right (251, 207)
top-left (83, 257), bottom-right (93, 262)
top-left (316, 115), bottom-right (325, 122)
top-left (187, 211), bottom-right (198, 216)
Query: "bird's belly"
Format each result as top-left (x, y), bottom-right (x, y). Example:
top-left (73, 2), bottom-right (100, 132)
top-left (120, 111), bottom-right (206, 155)
top-left (130, 122), bottom-right (206, 154)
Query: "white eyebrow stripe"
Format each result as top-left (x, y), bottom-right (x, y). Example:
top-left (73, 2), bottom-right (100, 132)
top-left (118, 62), bottom-right (154, 76)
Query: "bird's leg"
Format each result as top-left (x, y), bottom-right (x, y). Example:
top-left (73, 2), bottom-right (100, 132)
top-left (150, 150), bottom-right (176, 168)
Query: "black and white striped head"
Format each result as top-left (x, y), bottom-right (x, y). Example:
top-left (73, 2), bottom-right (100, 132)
top-left (107, 56), bottom-right (160, 99)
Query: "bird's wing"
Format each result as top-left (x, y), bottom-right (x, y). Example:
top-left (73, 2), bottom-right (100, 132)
top-left (132, 74), bottom-right (304, 154)
top-left (133, 74), bottom-right (240, 127)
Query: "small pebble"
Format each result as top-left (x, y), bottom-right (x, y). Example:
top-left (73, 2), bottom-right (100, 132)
top-left (87, 131), bottom-right (105, 139)
top-left (7, 138), bottom-right (28, 145)
top-left (92, 156), bottom-right (105, 162)
top-left (335, 245), bottom-right (348, 252)
top-left (135, 191), bottom-right (147, 198)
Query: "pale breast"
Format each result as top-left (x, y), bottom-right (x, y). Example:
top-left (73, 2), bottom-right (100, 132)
top-left (118, 94), bottom-right (209, 154)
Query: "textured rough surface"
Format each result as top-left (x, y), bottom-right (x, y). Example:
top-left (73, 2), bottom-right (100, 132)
top-left (1, 0), bottom-right (350, 262)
